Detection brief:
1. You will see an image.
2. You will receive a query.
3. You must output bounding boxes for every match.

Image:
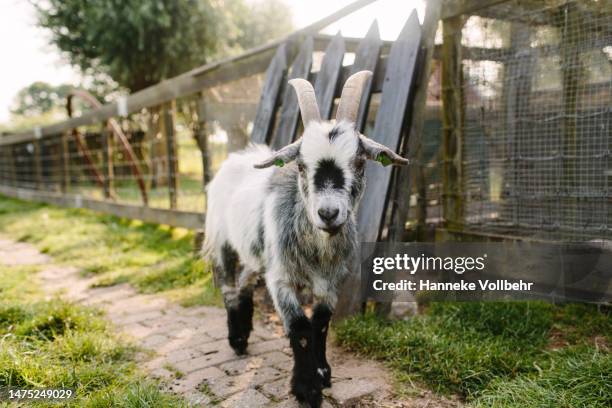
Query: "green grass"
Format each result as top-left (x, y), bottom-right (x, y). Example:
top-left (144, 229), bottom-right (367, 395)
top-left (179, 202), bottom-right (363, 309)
top-left (0, 195), bottom-right (220, 307)
top-left (335, 302), bottom-right (611, 406)
top-left (0, 265), bottom-right (185, 407)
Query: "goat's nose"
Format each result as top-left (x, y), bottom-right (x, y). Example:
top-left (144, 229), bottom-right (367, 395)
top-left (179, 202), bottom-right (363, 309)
top-left (318, 207), bottom-right (339, 223)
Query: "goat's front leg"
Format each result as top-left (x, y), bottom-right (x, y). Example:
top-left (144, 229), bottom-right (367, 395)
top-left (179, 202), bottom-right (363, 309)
top-left (312, 277), bottom-right (339, 388)
top-left (267, 276), bottom-right (322, 408)
top-left (311, 303), bottom-right (332, 388)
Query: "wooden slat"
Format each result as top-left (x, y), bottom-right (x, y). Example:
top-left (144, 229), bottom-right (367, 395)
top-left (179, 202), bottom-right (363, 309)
top-left (251, 44), bottom-right (288, 144)
top-left (350, 21), bottom-right (382, 131)
top-left (336, 12), bottom-right (423, 317)
top-left (389, 0), bottom-right (443, 242)
top-left (314, 32), bottom-right (345, 119)
top-left (270, 37), bottom-right (314, 149)
top-left (360, 12), bottom-right (422, 242)
top-left (0, 186), bottom-right (205, 230)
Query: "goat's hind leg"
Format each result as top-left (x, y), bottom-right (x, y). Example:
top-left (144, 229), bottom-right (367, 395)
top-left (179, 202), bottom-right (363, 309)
top-left (218, 243), bottom-right (253, 355)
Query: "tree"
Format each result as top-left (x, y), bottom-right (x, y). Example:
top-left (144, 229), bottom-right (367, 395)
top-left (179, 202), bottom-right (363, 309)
top-left (35, 0), bottom-right (293, 93)
top-left (10, 82), bottom-right (72, 117)
top-left (224, 0), bottom-right (294, 52)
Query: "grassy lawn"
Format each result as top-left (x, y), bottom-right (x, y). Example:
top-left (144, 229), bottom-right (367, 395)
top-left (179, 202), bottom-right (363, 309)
top-left (2, 194), bottom-right (610, 407)
top-left (0, 264), bottom-right (185, 407)
top-left (0, 195), bottom-right (220, 308)
top-left (335, 302), bottom-right (611, 407)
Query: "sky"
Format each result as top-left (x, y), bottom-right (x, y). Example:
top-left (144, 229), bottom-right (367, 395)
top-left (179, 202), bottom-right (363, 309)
top-left (0, 0), bottom-right (424, 123)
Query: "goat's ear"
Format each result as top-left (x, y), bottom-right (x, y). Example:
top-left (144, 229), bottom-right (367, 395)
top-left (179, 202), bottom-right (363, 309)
top-left (359, 134), bottom-right (409, 166)
top-left (253, 140), bottom-right (302, 169)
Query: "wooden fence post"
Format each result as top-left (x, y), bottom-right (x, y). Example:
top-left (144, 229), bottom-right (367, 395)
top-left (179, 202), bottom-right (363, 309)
top-left (8, 145), bottom-right (18, 188)
top-left (195, 99), bottom-right (212, 186)
top-left (61, 131), bottom-right (70, 193)
top-left (441, 16), bottom-right (465, 231)
top-left (164, 101), bottom-right (178, 209)
top-left (101, 126), bottom-right (114, 199)
top-left (34, 138), bottom-right (44, 190)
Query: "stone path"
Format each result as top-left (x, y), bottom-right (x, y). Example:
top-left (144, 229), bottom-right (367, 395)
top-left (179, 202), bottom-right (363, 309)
top-left (0, 236), bottom-right (460, 407)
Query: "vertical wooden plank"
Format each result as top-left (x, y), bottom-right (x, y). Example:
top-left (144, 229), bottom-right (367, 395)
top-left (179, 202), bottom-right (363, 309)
top-left (61, 131), bottom-right (70, 193)
top-left (336, 12), bottom-right (422, 317)
top-left (251, 43), bottom-right (288, 144)
top-left (195, 97), bottom-right (212, 186)
top-left (359, 13), bottom-right (422, 242)
top-left (441, 16), bottom-right (465, 230)
top-left (351, 21), bottom-right (382, 132)
top-left (270, 37), bottom-right (314, 149)
top-left (164, 101), bottom-right (179, 209)
top-left (101, 126), bottom-right (114, 199)
top-left (8, 145), bottom-right (17, 187)
top-left (314, 32), bottom-right (345, 120)
top-left (34, 139), bottom-right (44, 190)
top-left (389, 0), bottom-right (443, 242)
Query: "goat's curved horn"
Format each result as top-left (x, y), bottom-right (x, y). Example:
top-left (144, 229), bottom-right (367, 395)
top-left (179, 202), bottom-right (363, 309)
top-left (336, 70), bottom-right (373, 124)
top-left (289, 78), bottom-right (321, 126)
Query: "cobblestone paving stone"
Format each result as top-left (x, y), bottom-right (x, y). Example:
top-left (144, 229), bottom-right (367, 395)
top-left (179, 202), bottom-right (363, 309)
top-left (1, 235), bottom-right (462, 407)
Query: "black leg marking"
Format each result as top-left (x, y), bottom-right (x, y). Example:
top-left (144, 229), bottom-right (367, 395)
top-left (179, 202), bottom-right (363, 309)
top-left (311, 304), bottom-right (332, 388)
top-left (226, 288), bottom-right (254, 356)
top-left (288, 314), bottom-right (322, 408)
top-left (219, 243), bottom-right (253, 355)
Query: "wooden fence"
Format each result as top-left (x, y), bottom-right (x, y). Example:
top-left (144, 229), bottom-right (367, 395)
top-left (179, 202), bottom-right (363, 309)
top-left (2, 0), bottom-right (608, 243)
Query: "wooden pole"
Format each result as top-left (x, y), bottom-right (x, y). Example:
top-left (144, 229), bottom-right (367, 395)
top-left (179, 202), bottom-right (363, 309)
top-left (164, 101), bottom-right (179, 209)
top-left (8, 145), bottom-right (18, 188)
top-left (33, 138), bottom-right (44, 190)
top-left (61, 131), bottom-right (70, 193)
top-left (101, 126), bottom-right (114, 199)
top-left (195, 97), bottom-right (212, 186)
top-left (441, 16), bottom-right (466, 231)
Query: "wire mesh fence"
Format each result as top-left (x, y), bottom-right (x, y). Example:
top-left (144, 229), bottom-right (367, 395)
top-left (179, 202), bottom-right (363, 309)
top-left (1, 0), bottom-right (610, 243)
top-left (414, 0), bottom-right (612, 241)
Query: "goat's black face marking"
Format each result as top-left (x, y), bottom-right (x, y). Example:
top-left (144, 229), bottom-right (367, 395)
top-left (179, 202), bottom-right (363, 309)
top-left (314, 159), bottom-right (344, 191)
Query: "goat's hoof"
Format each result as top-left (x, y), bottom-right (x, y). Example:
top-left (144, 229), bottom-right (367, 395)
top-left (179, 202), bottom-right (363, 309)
top-left (229, 336), bottom-right (248, 355)
top-left (318, 365), bottom-right (332, 388)
top-left (292, 376), bottom-right (322, 408)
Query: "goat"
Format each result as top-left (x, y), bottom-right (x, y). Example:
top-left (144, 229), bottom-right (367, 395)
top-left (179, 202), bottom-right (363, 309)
top-left (203, 70), bottom-right (408, 407)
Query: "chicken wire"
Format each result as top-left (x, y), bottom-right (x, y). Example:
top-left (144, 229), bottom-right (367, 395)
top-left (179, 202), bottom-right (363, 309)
top-left (416, 0), bottom-right (611, 241)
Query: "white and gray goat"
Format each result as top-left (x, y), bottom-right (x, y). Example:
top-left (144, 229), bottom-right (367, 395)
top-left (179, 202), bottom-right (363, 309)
top-left (203, 70), bottom-right (408, 407)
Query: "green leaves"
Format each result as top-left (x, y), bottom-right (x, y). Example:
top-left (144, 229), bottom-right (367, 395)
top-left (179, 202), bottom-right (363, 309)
top-left (35, 0), bottom-right (294, 92)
